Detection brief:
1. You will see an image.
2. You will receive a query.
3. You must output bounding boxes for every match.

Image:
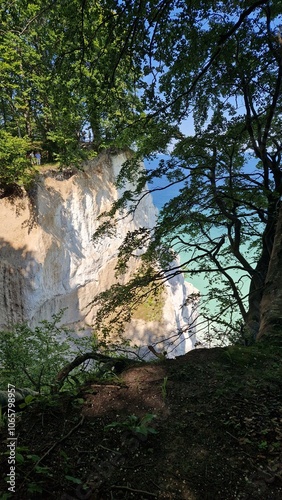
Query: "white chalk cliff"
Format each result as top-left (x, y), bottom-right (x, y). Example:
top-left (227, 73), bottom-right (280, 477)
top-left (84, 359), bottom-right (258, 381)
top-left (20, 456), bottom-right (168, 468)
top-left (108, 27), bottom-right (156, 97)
top-left (0, 152), bottom-right (198, 357)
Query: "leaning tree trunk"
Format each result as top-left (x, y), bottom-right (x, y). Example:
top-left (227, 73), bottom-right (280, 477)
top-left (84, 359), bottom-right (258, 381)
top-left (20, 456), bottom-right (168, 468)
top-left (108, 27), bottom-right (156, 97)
top-left (257, 203), bottom-right (282, 343)
top-left (244, 201), bottom-right (277, 342)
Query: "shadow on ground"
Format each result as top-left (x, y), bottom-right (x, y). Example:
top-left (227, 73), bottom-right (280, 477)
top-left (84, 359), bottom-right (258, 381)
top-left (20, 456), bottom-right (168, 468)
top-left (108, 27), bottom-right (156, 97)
top-left (0, 345), bottom-right (281, 499)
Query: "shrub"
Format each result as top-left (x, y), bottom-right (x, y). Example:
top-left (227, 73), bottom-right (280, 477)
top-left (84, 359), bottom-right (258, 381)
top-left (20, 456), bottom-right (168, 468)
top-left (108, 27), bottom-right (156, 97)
top-left (0, 312), bottom-right (92, 393)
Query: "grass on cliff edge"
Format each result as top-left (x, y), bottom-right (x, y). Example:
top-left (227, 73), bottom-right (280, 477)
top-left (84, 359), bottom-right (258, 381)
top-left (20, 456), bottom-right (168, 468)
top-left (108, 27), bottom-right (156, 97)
top-left (0, 343), bottom-right (281, 499)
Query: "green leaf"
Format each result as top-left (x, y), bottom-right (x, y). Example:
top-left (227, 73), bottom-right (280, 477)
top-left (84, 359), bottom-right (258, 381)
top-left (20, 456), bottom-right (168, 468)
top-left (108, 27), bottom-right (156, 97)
top-left (65, 475), bottom-right (82, 484)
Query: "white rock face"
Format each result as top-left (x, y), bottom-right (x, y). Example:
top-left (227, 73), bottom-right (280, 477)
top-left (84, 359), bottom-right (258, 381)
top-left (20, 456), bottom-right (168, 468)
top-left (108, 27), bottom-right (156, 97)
top-left (127, 275), bottom-right (199, 358)
top-left (0, 152), bottom-right (198, 357)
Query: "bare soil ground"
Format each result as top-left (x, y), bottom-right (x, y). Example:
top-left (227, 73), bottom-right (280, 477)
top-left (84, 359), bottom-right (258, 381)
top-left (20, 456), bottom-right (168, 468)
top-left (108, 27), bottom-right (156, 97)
top-left (0, 345), bottom-right (281, 499)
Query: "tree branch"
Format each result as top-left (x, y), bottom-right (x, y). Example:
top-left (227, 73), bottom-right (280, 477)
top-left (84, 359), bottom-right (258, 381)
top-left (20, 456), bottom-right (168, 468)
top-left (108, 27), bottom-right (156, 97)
top-left (52, 352), bottom-right (128, 393)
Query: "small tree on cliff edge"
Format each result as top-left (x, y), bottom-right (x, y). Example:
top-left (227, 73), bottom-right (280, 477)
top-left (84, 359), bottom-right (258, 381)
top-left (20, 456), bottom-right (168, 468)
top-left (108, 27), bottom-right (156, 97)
top-left (92, 0), bottom-right (282, 345)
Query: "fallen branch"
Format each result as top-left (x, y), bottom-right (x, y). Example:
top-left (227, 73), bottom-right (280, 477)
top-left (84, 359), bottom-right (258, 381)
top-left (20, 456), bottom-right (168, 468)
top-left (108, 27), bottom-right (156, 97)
top-left (111, 485), bottom-right (157, 497)
top-left (52, 351), bottom-right (134, 393)
top-left (90, 383), bottom-right (128, 388)
top-left (52, 351), bottom-right (141, 394)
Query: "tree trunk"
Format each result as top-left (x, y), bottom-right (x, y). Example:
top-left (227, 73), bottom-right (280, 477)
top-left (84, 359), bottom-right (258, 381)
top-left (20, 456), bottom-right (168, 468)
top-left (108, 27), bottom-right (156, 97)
top-left (244, 214), bottom-right (276, 341)
top-left (244, 250), bottom-right (269, 341)
top-left (257, 203), bottom-right (282, 343)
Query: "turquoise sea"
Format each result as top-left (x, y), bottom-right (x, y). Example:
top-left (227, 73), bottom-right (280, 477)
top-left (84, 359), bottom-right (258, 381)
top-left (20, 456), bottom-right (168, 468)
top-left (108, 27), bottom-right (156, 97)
top-left (144, 154), bottom-right (253, 330)
top-left (144, 155), bottom-right (208, 295)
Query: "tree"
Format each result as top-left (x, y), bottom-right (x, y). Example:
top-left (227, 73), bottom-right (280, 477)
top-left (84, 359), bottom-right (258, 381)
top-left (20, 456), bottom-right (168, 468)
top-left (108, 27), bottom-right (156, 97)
top-left (0, 0), bottom-right (146, 174)
top-left (92, 0), bottom-right (282, 344)
top-left (1, 0), bottom-right (281, 344)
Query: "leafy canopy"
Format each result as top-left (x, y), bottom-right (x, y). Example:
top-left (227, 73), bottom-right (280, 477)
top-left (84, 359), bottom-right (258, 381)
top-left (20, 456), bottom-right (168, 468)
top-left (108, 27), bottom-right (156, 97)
top-left (0, 0), bottom-right (147, 189)
top-left (93, 0), bottom-right (282, 343)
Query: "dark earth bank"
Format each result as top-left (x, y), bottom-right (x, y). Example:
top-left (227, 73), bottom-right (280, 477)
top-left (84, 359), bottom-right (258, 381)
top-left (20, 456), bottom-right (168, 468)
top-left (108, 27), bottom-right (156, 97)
top-left (0, 345), bottom-right (281, 499)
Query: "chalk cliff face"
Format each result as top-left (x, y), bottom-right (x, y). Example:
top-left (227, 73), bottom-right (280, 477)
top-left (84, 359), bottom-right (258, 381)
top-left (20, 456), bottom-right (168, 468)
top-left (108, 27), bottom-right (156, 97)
top-left (0, 152), bottom-right (198, 357)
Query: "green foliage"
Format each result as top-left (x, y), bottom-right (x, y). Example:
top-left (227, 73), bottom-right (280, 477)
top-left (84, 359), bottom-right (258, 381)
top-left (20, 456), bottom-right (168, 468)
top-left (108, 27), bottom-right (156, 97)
top-left (105, 413), bottom-right (158, 438)
top-left (18, 394), bottom-right (37, 410)
top-left (0, 131), bottom-right (36, 192)
top-left (0, 404), bottom-right (5, 429)
top-left (0, 0), bottom-right (146, 167)
top-left (65, 475), bottom-right (82, 485)
top-left (1, 0), bottom-right (282, 344)
top-left (92, 264), bottom-right (164, 338)
top-left (161, 376), bottom-right (168, 400)
top-left (91, 0), bottom-right (282, 344)
top-left (46, 131), bottom-right (88, 168)
top-left (131, 282), bottom-right (165, 322)
top-left (0, 311), bottom-right (93, 392)
top-left (7, 445), bottom-right (54, 494)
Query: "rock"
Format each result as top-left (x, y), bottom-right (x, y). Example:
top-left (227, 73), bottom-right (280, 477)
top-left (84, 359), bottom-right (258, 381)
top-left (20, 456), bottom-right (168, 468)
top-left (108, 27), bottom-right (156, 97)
top-left (0, 151), bottom-right (198, 357)
top-left (0, 388), bottom-right (38, 410)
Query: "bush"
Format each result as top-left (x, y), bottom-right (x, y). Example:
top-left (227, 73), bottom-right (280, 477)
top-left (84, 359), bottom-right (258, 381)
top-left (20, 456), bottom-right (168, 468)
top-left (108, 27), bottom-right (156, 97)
top-left (0, 312), bottom-right (93, 393)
